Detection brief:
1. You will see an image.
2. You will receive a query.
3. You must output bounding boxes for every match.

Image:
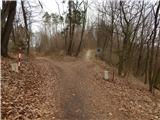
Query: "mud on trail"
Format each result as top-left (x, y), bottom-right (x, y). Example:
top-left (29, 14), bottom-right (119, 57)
top-left (1, 56), bottom-right (160, 120)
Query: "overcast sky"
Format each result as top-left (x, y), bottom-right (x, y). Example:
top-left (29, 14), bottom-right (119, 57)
top-left (0, 0), bottom-right (99, 32)
top-left (31, 0), bottom-right (99, 32)
top-left (30, 0), bottom-right (158, 32)
top-left (40, 0), bottom-right (99, 14)
top-left (1, 0), bottom-right (157, 32)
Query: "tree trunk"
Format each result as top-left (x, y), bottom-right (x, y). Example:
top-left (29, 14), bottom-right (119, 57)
top-left (1, 1), bottom-right (17, 57)
top-left (67, 1), bottom-right (72, 55)
top-left (136, 15), bottom-right (145, 75)
top-left (144, 41), bottom-right (150, 84)
top-left (21, 0), bottom-right (30, 56)
top-left (148, 1), bottom-right (160, 92)
top-left (76, 9), bottom-right (87, 57)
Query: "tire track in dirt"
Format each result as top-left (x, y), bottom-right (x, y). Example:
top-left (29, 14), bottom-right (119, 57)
top-left (51, 60), bottom-right (89, 120)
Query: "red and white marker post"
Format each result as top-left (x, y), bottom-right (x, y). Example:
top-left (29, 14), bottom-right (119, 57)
top-left (18, 48), bottom-right (22, 69)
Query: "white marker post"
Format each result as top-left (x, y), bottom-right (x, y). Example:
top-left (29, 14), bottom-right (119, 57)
top-left (11, 63), bottom-right (19, 73)
top-left (104, 70), bottom-right (109, 80)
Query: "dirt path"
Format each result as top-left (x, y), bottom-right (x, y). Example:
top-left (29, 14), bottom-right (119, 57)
top-left (36, 57), bottom-right (95, 119)
top-left (34, 57), bottom-right (160, 120)
top-left (2, 56), bottom-right (160, 120)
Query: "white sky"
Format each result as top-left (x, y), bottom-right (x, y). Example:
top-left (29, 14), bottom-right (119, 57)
top-left (0, 0), bottom-right (99, 32)
top-left (31, 0), bottom-right (99, 32)
top-left (31, 0), bottom-right (158, 32)
top-left (1, 0), bottom-right (158, 32)
top-left (40, 0), bottom-right (99, 14)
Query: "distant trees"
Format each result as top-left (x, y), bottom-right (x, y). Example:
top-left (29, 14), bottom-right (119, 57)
top-left (66, 0), bottom-right (88, 56)
top-left (67, 0), bottom-right (82, 55)
top-left (76, 1), bottom-right (88, 56)
top-left (96, 0), bottom-right (160, 92)
top-left (37, 12), bottom-right (64, 53)
top-left (36, 0), bottom-right (88, 56)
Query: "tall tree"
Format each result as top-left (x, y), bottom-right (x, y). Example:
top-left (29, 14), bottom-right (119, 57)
top-left (1, 1), bottom-right (17, 57)
top-left (148, 1), bottom-right (160, 92)
top-left (21, 0), bottom-right (30, 56)
top-left (76, 1), bottom-right (88, 56)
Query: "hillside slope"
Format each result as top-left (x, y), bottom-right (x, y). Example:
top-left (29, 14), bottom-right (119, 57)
top-left (1, 56), bottom-right (160, 120)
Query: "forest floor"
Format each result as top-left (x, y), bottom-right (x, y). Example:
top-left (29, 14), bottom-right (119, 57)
top-left (1, 53), bottom-right (160, 120)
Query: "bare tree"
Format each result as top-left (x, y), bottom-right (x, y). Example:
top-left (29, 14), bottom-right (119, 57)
top-left (148, 1), bottom-right (160, 92)
top-left (76, 1), bottom-right (88, 56)
top-left (1, 1), bottom-right (17, 57)
top-left (21, 0), bottom-right (30, 56)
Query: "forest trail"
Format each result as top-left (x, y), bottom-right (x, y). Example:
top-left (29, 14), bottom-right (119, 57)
top-left (85, 49), bottom-right (93, 60)
top-left (2, 56), bottom-right (160, 120)
top-left (35, 57), bottom-right (102, 119)
top-left (2, 1), bottom-right (160, 120)
top-left (34, 57), bottom-right (160, 120)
